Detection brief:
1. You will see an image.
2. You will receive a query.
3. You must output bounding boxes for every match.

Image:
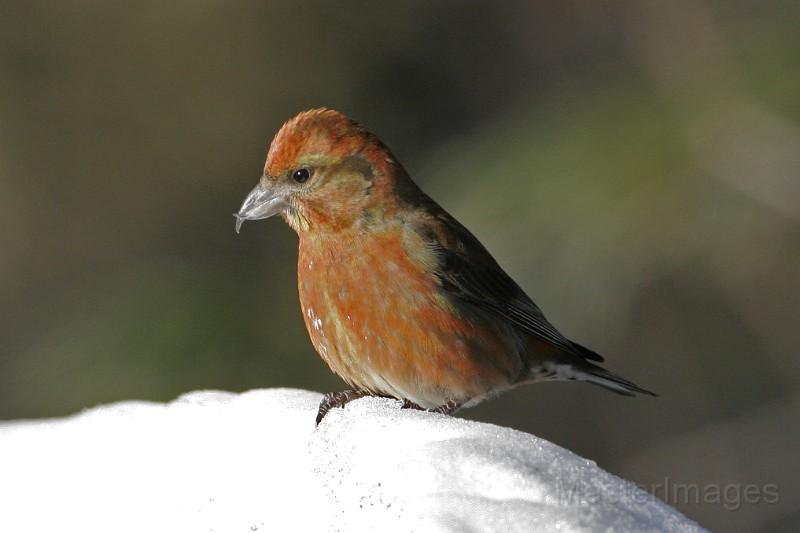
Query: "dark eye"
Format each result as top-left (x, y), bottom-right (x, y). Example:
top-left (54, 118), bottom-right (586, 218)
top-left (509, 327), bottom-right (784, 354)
top-left (292, 168), bottom-right (311, 183)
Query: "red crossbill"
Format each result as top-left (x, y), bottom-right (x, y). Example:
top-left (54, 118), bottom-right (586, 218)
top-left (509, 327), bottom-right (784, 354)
top-left (236, 109), bottom-right (654, 425)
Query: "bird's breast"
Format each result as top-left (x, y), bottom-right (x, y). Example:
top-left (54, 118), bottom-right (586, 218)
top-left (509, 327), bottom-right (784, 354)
top-left (296, 228), bottom-right (520, 407)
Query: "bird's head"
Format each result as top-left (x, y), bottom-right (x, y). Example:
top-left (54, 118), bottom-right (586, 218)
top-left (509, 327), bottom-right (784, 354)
top-left (236, 108), bottom-right (412, 234)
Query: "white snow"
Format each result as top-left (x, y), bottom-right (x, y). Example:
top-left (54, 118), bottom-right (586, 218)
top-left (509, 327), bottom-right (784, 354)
top-left (0, 389), bottom-right (702, 532)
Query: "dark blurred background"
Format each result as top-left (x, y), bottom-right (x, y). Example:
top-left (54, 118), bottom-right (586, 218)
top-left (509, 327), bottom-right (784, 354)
top-left (1, 1), bottom-right (798, 530)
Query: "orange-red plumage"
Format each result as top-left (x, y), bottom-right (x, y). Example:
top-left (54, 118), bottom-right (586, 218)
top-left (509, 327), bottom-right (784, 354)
top-left (236, 108), bottom-right (654, 424)
top-left (297, 228), bottom-right (520, 408)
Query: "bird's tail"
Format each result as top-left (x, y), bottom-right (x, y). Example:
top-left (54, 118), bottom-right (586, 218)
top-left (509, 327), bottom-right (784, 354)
top-left (528, 359), bottom-right (657, 397)
top-left (574, 361), bottom-right (657, 396)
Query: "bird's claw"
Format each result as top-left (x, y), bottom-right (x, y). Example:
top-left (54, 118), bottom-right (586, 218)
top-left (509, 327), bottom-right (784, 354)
top-left (315, 391), bottom-right (462, 426)
top-left (400, 399), bottom-right (425, 410)
top-left (401, 399), bottom-right (462, 415)
top-left (428, 399), bottom-right (462, 416)
top-left (315, 389), bottom-right (371, 426)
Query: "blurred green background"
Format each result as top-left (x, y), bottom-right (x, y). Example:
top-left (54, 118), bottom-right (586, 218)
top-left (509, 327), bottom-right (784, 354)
top-left (1, 1), bottom-right (798, 530)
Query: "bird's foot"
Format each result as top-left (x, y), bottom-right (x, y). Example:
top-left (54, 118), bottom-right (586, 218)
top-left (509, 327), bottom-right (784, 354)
top-left (400, 399), bottom-right (425, 410)
top-left (316, 389), bottom-right (371, 426)
top-left (399, 399), bottom-right (462, 416)
top-left (316, 392), bottom-right (463, 425)
top-left (429, 400), bottom-right (462, 416)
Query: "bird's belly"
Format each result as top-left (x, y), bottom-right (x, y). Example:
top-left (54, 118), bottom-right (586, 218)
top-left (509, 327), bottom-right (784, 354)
top-left (297, 233), bottom-right (521, 408)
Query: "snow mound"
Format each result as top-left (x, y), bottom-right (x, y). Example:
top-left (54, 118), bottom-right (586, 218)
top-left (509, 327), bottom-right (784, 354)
top-left (0, 389), bottom-right (702, 532)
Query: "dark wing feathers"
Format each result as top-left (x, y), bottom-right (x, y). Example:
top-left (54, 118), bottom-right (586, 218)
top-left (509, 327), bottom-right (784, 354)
top-left (422, 214), bottom-right (604, 363)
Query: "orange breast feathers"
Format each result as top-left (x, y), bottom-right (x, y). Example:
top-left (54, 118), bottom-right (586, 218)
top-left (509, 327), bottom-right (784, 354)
top-left (296, 225), bottom-right (523, 408)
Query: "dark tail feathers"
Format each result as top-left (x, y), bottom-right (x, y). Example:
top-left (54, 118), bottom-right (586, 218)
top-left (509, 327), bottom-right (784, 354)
top-left (575, 361), bottom-right (657, 396)
top-left (570, 341), bottom-right (605, 363)
top-left (564, 342), bottom-right (656, 396)
top-left (530, 358), bottom-right (657, 397)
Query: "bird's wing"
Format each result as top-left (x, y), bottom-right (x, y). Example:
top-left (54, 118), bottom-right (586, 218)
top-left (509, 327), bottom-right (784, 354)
top-left (415, 211), bottom-right (603, 362)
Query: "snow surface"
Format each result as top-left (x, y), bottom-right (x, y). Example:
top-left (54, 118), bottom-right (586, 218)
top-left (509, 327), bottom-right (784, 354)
top-left (0, 389), bottom-right (702, 532)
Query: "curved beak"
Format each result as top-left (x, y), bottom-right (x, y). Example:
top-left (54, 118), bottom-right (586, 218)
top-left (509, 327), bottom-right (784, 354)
top-left (234, 182), bottom-right (287, 234)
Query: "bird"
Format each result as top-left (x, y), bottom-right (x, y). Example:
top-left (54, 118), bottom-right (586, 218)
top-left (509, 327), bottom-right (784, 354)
top-left (235, 108), bottom-right (655, 425)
